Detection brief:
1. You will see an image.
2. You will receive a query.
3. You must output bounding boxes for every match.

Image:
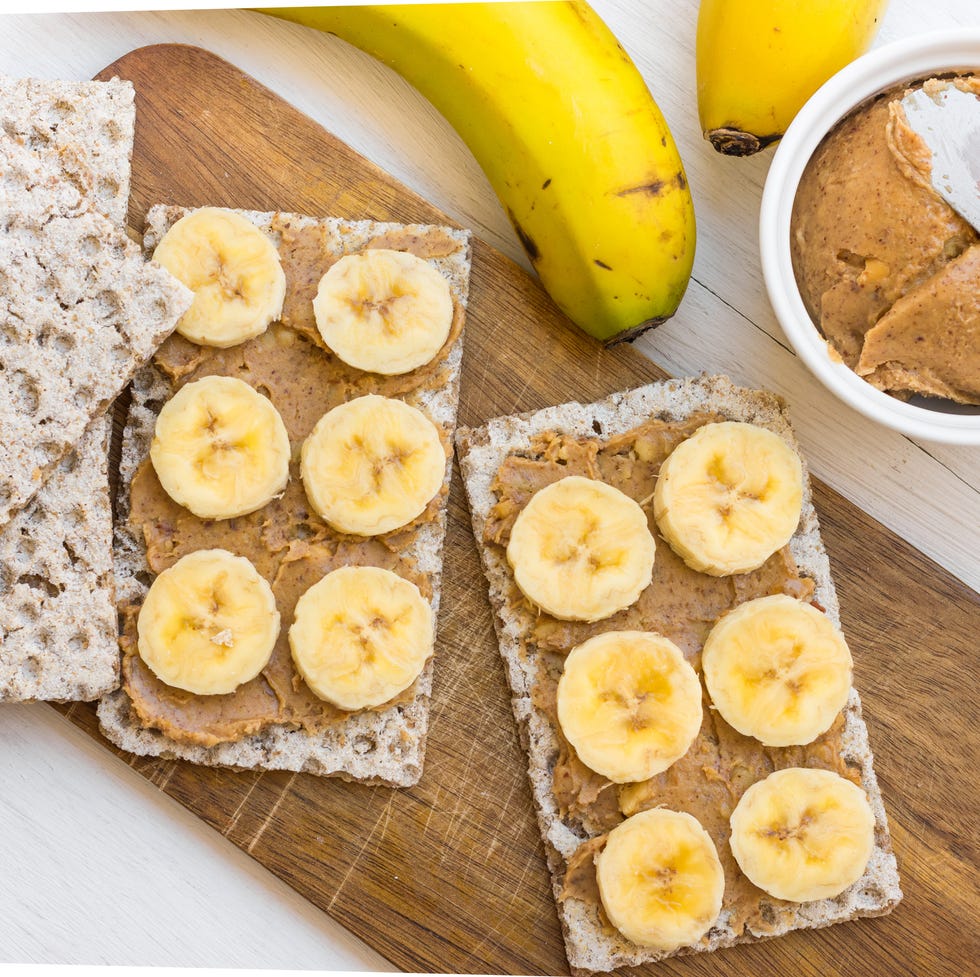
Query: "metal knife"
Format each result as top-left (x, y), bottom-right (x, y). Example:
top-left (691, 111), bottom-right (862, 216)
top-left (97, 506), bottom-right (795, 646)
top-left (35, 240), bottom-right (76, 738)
top-left (901, 82), bottom-right (980, 232)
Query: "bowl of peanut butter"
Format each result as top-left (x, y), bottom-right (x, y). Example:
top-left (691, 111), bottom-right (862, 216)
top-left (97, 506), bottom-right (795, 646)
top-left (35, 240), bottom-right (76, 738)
top-left (760, 29), bottom-right (980, 445)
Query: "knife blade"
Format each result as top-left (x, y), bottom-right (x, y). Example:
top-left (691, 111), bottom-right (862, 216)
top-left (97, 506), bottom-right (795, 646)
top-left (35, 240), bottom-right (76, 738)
top-left (901, 82), bottom-right (980, 232)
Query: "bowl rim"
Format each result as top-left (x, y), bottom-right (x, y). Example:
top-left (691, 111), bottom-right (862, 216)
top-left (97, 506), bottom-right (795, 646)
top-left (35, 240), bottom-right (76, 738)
top-left (760, 28), bottom-right (980, 446)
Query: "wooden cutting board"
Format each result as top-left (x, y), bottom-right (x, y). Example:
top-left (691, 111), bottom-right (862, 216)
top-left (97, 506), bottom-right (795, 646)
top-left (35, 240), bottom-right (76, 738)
top-left (58, 44), bottom-right (976, 976)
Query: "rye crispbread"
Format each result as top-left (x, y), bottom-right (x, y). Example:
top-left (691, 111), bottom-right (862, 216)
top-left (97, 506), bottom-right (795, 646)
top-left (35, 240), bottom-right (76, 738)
top-left (0, 73), bottom-right (134, 227)
top-left (456, 374), bottom-right (902, 973)
top-left (0, 421), bottom-right (117, 701)
top-left (98, 205), bottom-right (471, 787)
top-left (0, 74), bottom-right (179, 702)
top-left (0, 209), bottom-right (192, 530)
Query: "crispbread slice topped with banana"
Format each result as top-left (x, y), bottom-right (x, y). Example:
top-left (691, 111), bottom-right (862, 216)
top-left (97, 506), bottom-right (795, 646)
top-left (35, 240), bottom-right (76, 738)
top-left (456, 374), bottom-right (901, 973)
top-left (99, 205), bottom-right (471, 786)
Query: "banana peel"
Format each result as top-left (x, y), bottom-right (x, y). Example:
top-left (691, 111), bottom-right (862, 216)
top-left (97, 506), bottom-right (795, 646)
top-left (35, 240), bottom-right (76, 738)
top-left (697, 0), bottom-right (889, 156)
top-left (261, 2), bottom-right (695, 345)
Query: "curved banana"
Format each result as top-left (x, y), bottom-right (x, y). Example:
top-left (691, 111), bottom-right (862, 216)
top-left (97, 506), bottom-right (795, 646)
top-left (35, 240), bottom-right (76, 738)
top-left (697, 0), bottom-right (888, 156)
top-left (264, 2), bottom-right (695, 344)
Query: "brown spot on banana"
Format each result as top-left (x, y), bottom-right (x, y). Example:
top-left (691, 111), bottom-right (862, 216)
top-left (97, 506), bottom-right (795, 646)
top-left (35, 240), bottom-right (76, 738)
top-left (617, 179), bottom-right (664, 196)
top-left (615, 172), bottom-right (687, 197)
top-left (594, 259), bottom-right (612, 270)
top-left (507, 209), bottom-right (541, 265)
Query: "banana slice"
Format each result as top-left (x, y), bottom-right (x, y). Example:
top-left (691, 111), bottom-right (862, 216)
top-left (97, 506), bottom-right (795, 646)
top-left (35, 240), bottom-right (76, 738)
top-left (300, 394), bottom-right (445, 536)
top-left (152, 207), bottom-right (286, 348)
top-left (729, 767), bottom-right (875, 902)
top-left (556, 631), bottom-right (702, 783)
top-left (150, 375), bottom-right (291, 520)
top-left (137, 548), bottom-right (280, 695)
top-left (653, 421), bottom-right (803, 576)
top-left (506, 475), bottom-right (656, 622)
top-left (596, 808), bottom-right (725, 951)
top-left (289, 565), bottom-right (434, 710)
top-left (702, 594), bottom-right (853, 746)
top-left (313, 248), bottom-right (453, 375)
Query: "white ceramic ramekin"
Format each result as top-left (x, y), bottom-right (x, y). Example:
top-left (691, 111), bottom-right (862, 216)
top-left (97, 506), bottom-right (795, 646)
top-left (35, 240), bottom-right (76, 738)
top-left (760, 30), bottom-right (980, 445)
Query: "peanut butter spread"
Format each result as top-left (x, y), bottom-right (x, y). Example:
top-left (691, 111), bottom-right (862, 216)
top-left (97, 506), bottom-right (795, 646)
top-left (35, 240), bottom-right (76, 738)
top-left (122, 219), bottom-right (465, 747)
top-left (484, 416), bottom-right (860, 938)
top-left (791, 75), bottom-right (980, 404)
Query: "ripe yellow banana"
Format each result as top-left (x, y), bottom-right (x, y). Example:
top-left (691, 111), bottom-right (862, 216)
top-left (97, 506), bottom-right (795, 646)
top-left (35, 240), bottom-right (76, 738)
top-left (263, 2), bottom-right (695, 344)
top-left (697, 0), bottom-right (889, 155)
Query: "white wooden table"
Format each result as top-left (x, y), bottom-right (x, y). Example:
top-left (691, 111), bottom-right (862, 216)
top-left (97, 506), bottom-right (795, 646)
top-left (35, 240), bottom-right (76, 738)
top-left (0, 1), bottom-right (976, 968)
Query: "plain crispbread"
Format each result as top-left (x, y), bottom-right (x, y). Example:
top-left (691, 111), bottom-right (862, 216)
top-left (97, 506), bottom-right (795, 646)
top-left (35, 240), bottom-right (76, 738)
top-left (97, 205), bottom-right (470, 787)
top-left (0, 420), bottom-right (117, 701)
top-left (455, 374), bottom-right (901, 973)
top-left (0, 209), bottom-right (191, 529)
top-left (0, 74), bottom-right (185, 703)
top-left (0, 73), bottom-right (134, 226)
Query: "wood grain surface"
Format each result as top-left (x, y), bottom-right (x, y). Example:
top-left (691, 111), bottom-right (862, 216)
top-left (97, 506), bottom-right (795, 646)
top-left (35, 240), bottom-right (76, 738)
top-left (56, 45), bottom-right (978, 976)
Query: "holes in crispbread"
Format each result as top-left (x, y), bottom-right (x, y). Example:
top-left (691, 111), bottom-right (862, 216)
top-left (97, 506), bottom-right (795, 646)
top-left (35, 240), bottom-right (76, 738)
top-left (10, 370), bottom-right (40, 414)
top-left (74, 384), bottom-right (95, 410)
top-left (353, 734), bottom-right (377, 755)
top-left (18, 573), bottom-right (62, 599)
top-left (97, 176), bottom-right (120, 201)
top-left (51, 98), bottom-right (75, 119)
top-left (859, 884), bottom-right (884, 904)
top-left (26, 129), bottom-right (51, 151)
top-left (52, 332), bottom-right (75, 355)
top-left (15, 532), bottom-right (35, 564)
top-left (67, 633), bottom-right (89, 654)
top-left (61, 539), bottom-right (82, 566)
top-left (94, 288), bottom-right (123, 320)
top-left (20, 656), bottom-right (41, 683)
top-left (58, 450), bottom-right (79, 476)
top-left (35, 440), bottom-right (61, 467)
